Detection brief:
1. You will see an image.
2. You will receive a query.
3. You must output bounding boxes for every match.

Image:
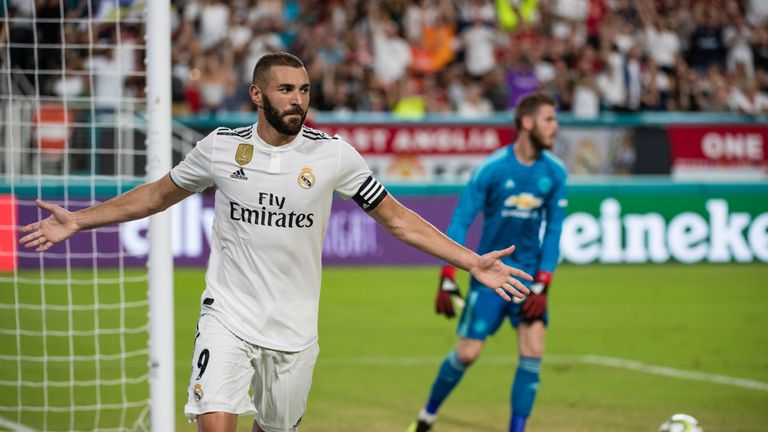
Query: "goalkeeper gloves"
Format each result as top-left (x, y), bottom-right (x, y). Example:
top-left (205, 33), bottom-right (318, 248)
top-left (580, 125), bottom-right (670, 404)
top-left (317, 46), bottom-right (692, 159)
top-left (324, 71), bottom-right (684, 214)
top-left (435, 265), bottom-right (465, 319)
top-left (521, 270), bottom-right (551, 322)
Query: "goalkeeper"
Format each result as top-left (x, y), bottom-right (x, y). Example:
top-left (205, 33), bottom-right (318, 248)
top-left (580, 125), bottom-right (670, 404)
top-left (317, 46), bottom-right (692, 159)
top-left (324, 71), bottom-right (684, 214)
top-left (409, 93), bottom-right (568, 432)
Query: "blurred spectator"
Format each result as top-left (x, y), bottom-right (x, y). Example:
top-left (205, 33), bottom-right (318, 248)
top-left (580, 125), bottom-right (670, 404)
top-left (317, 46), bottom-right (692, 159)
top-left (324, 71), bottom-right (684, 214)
top-left (506, 52), bottom-right (539, 108)
top-left (459, 16), bottom-right (500, 78)
top-left (457, 0), bottom-right (496, 26)
top-left (572, 72), bottom-right (600, 118)
top-left (728, 80), bottom-right (768, 114)
top-left (36, 0), bottom-right (63, 77)
top-left (597, 43), bottom-right (627, 110)
top-left (585, 0), bottom-right (606, 48)
top-left (482, 66), bottom-right (509, 111)
top-left (640, 57), bottom-right (669, 110)
top-left (371, 20), bottom-right (412, 92)
top-left (393, 76), bottom-right (426, 119)
top-left (423, 74), bottom-right (452, 113)
top-left (198, 0), bottom-right (230, 50)
top-left (197, 54), bottom-right (226, 114)
top-left (688, 10), bottom-right (726, 73)
top-left (750, 25), bottom-right (768, 88)
top-left (641, 13), bottom-right (680, 74)
top-left (748, 0), bottom-right (768, 24)
top-left (696, 64), bottom-right (731, 112)
top-left (457, 82), bottom-right (493, 117)
top-left (51, 51), bottom-right (86, 99)
top-left (228, 10), bottom-right (253, 58)
top-left (409, 5), bottom-right (456, 74)
top-left (86, 46), bottom-right (125, 109)
top-left (552, 0), bottom-right (588, 40)
top-left (625, 45), bottom-right (642, 110)
top-left (444, 63), bottom-right (467, 109)
top-left (241, 17), bottom-right (286, 86)
top-left (668, 57), bottom-right (696, 111)
top-left (7, 0), bottom-right (767, 117)
top-left (725, 14), bottom-right (754, 79)
top-left (247, 0), bottom-right (285, 25)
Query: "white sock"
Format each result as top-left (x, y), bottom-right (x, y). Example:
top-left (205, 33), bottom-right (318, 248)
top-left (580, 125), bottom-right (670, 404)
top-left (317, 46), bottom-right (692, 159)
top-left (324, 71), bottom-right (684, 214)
top-left (418, 408), bottom-right (438, 424)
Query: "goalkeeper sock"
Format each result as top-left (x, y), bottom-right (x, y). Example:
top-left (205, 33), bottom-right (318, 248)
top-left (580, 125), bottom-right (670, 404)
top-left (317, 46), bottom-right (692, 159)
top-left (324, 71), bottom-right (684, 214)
top-left (510, 356), bottom-right (541, 432)
top-left (510, 414), bottom-right (527, 432)
top-left (425, 350), bottom-right (467, 415)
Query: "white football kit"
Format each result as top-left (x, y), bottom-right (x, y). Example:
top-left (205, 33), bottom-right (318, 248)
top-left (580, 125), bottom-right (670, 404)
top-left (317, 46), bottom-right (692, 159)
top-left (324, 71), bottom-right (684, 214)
top-left (171, 124), bottom-right (387, 429)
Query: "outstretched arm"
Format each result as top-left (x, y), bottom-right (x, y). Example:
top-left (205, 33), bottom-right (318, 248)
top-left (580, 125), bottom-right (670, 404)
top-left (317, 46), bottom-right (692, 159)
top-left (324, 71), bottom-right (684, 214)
top-left (367, 194), bottom-right (532, 301)
top-left (19, 174), bottom-right (193, 252)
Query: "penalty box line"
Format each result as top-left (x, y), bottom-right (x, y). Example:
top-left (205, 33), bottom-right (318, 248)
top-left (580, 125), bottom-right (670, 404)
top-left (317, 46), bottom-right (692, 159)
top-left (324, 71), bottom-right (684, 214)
top-left (318, 354), bottom-right (768, 392)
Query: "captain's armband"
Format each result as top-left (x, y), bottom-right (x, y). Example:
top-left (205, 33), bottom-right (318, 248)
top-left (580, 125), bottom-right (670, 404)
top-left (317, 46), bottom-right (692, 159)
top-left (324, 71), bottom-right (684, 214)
top-left (352, 176), bottom-right (387, 212)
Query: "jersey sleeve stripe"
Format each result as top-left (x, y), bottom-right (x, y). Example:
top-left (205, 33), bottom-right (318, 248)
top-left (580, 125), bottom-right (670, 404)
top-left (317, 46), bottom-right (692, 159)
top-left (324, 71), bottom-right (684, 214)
top-left (216, 126), bottom-right (253, 139)
top-left (302, 127), bottom-right (337, 140)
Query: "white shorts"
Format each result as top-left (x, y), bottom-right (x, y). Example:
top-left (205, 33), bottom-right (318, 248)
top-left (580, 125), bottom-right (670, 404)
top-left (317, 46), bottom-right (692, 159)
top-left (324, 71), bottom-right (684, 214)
top-left (183, 314), bottom-right (319, 432)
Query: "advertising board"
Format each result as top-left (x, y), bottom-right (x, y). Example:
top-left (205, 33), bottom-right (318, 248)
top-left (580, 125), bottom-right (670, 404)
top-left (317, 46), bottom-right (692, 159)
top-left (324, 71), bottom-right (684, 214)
top-left (8, 183), bottom-right (767, 269)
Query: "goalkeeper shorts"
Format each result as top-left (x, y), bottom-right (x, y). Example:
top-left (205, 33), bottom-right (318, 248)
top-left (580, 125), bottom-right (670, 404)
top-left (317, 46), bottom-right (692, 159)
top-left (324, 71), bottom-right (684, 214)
top-left (184, 314), bottom-right (319, 432)
top-left (456, 286), bottom-right (549, 340)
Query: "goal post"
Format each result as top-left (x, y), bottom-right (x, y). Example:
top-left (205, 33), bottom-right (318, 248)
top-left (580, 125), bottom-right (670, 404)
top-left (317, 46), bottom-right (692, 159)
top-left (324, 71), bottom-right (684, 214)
top-left (0, 1), bottom-right (175, 430)
top-left (146, 0), bottom-right (175, 431)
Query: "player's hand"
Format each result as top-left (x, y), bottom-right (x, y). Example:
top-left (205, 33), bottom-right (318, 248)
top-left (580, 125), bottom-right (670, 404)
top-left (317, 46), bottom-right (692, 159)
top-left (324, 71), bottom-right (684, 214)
top-left (521, 271), bottom-right (551, 322)
top-left (469, 245), bottom-right (532, 302)
top-left (435, 265), bottom-right (464, 318)
top-left (19, 199), bottom-right (80, 252)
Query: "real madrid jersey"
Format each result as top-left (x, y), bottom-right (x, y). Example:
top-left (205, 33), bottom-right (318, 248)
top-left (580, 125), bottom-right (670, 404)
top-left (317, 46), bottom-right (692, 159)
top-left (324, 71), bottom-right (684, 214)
top-left (170, 124), bottom-right (386, 351)
top-left (447, 145), bottom-right (568, 277)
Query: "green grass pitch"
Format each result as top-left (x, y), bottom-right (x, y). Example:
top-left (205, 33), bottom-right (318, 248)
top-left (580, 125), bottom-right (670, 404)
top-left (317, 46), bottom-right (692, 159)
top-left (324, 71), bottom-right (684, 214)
top-left (2, 263), bottom-right (767, 431)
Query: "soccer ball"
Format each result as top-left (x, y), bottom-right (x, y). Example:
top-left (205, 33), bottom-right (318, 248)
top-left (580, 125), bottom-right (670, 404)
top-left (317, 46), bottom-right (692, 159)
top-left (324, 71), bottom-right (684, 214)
top-left (658, 413), bottom-right (702, 432)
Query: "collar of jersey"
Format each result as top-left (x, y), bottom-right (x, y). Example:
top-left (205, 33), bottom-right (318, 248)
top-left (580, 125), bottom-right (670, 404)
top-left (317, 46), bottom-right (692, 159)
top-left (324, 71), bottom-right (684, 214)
top-left (251, 124), bottom-right (304, 153)
top-left (508, 145), bottom-right (541, 168)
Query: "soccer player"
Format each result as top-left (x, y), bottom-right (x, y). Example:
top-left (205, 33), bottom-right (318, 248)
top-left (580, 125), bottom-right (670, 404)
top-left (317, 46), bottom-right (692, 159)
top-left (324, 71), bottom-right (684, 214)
top-left (408, 93), bottom-right (567, 432)
top-left (19, 52), bottom-right (533, 432)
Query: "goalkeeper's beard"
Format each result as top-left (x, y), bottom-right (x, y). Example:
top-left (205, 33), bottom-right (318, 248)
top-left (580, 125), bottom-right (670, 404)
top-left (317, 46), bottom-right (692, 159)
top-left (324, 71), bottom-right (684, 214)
top-left (530, 124), bottom-right (554, 152)
top-left (262, 93), bottom-right (307, 136)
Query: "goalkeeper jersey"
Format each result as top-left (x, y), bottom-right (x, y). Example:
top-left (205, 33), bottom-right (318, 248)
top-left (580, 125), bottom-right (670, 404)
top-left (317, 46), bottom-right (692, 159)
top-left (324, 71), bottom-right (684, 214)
top-left (447, 145), bottom-right (568, 279)
top-left (170, 124), bottom-right (385, 351)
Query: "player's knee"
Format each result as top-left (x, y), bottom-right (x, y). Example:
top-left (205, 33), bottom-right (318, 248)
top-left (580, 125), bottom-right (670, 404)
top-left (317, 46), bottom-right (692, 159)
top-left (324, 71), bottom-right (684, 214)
top-left (522, 346), bottom-right (544, 358)
top-left (519, 339), bottom-right (545, 358)
top-left (197, 412), bottom-right (237, 432)
top-left (456, 347), bottom-right (482, 365)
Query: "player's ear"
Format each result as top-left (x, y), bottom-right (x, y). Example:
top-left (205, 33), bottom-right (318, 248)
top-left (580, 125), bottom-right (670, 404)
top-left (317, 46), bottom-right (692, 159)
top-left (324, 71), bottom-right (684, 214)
top-left (522, 114), bottom-right (534, 131)
top-left (249, 84), bottom-right (262, 108)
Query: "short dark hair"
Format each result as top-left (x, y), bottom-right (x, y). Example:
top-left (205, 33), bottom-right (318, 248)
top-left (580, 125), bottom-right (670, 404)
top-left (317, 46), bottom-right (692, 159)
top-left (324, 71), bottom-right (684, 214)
top-left (514, 92), bottom-right (557, 130)
top-left (251, 52), bottom-right (305, 86)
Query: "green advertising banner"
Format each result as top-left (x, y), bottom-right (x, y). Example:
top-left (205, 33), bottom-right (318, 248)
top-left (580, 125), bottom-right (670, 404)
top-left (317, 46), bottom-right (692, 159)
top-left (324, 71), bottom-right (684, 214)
top-left (562, 182), bottom-right (768, 264)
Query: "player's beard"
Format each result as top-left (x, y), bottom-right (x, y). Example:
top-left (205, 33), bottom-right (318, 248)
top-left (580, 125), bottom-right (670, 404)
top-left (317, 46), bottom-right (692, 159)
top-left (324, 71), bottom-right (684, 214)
top-left (530, 123), bottom-right (554, 152)
top-left (261, 94), bottom-right (306, 136)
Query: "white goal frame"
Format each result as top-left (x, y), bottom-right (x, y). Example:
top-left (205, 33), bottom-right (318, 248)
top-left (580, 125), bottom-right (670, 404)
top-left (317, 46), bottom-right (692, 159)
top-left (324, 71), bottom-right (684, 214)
top-left (1, 1), bottom-right (175, 430)
top-left (146, 1), bottom-right (174, 431)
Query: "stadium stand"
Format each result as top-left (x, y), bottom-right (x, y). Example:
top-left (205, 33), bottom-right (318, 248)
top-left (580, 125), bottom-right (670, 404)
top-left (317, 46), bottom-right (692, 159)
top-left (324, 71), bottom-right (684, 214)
top-left (3, 0), bottom-right (768, 117)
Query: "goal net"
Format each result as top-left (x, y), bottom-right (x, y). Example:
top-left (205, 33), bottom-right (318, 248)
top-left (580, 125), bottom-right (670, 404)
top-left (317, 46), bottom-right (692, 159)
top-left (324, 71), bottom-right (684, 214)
top-left (0, 1), bottom-right (170, 430)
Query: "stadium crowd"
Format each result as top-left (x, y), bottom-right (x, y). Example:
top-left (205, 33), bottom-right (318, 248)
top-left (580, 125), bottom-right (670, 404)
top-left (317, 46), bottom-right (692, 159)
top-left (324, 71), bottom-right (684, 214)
top-left (4, 0), bottom-right (768, 116)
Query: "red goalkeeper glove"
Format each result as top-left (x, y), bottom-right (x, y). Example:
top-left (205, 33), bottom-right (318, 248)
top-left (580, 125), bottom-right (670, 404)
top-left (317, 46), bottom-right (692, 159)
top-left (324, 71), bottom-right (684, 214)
top-left (521, 271), bottom-right (551, 322)
top-left (435, 265), bottom-right (464, 319)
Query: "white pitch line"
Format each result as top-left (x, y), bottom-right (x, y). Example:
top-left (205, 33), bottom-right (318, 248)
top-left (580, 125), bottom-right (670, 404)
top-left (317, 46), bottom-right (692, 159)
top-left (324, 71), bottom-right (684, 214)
top-left (0, 416), bottom-right (36, 432)
top-left (577, 355), bottom-right (768, 392)
top-left (319, 354), bottom-right (768, 392)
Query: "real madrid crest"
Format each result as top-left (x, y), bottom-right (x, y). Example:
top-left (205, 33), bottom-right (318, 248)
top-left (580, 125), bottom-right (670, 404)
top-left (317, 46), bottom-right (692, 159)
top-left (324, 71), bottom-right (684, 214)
top-left (235, 143), bottom-right (254, 166)
top-left (193, 383), bottom-right (203, 402)
top-left (297, 167), bottom-right (315, 189)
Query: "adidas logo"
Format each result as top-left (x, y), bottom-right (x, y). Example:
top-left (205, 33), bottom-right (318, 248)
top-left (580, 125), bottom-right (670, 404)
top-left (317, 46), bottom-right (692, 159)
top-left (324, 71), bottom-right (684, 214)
top-left (230, 168), bottom-right (248, 180)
